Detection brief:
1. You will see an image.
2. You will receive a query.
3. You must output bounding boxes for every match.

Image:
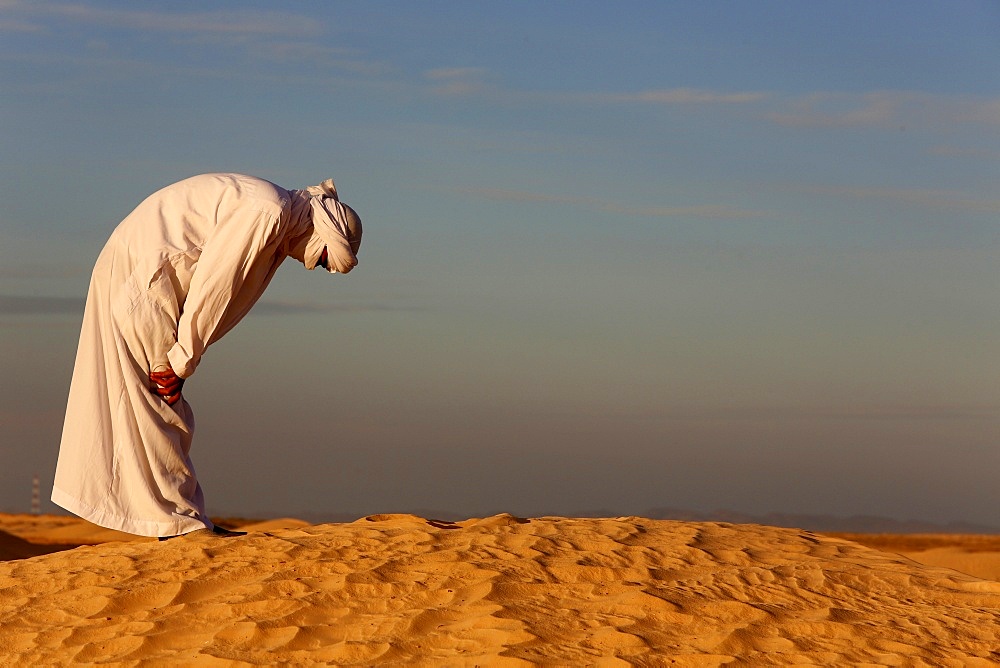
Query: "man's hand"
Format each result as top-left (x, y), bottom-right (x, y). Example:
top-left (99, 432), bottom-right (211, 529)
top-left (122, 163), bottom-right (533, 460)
top-left (150, 366), bottom-right (184, 406)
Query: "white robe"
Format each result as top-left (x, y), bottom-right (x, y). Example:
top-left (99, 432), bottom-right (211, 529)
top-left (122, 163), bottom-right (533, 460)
top-left (52, 173), bottom-right (356, 537)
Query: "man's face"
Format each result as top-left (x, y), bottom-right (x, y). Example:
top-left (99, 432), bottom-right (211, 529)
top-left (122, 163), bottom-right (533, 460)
top-left (344, 204), bottom-right (363, 255)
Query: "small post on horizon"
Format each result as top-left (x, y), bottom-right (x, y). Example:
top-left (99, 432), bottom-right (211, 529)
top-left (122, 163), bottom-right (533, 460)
top-left (31, 473), bottom-right (40, 515)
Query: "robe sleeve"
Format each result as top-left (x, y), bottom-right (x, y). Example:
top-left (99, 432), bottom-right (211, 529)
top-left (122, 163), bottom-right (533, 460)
top-left (166, 209), bottom-right (282, 378)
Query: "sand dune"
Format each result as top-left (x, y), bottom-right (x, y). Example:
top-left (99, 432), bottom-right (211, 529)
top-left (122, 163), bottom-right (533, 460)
top-left (1, 514), bottom-right (999, 665)
top-left (828, 533), bottom-right (1000, 582)
top-left (0, 513), bottom-right (143, 549)
top-left (0, 514), bottom-right (307, 560)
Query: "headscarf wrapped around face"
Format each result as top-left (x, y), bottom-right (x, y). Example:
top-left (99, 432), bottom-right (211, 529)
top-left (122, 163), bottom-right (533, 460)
top-left (296, 179), bottom-right (363, 274)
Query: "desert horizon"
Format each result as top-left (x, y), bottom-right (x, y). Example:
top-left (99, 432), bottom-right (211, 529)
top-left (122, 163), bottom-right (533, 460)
top-left (2, 511), bottom-right (999, 664)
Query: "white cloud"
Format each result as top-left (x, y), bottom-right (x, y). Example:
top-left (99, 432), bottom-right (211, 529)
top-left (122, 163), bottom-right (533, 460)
top-left (796, 185), bottom-right (1000, 214)
top-left (607, 203), bottom-right (769, 219)
top-left (0, 18), bottom-right (43, 32)
top-left (423, 67), bottom-right (490, 96)
top-left (618, 88), bottom-right (767, 104)
top-left (0, 2), bottom-right (388, 80)
top-left (953, 97), bottom-right (1000, 125)
top-left (409, 64), bottom-right (999, 139)
top-left (6, 1), bottom-right (321, 37)
top-left (419, 73), bottom-right (766, 108)
top-left (766, 91), bottom-right (1000, 129)
top-left (250, 42), bottom-right (388, 74)
top-left (455, 187), bottom-right (768, 219)
top-left (929, 145), bottom-right (1000, 160)
top-left (424, 68), bottom-right (486, 81)
top-left (767, 91), bottom-right (901, 128)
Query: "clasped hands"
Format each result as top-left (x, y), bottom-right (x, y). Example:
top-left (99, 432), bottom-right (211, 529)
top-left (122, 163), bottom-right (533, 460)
top-left (149, 366), bottom-right (184, 406)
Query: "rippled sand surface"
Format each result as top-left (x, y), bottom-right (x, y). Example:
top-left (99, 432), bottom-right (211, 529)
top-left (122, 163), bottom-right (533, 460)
top-left (2, 513), bottom-right (999, 665)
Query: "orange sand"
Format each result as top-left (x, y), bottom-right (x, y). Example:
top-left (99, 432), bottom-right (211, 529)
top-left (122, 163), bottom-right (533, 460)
top-left (1, 513), bottom-right (999, 665)
top-left (826, 532), bottom-right (1000, 582)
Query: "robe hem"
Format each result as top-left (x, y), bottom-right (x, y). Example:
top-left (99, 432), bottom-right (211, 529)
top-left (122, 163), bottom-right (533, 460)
top-left (51, 486), bottom-right (213, 538)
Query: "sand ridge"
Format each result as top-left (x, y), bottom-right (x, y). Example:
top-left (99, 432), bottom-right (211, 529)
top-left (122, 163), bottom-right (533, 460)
top-left (1, 514), bottom-right (999, 665)
top-left (826, 533), bottom-right (1000, 582)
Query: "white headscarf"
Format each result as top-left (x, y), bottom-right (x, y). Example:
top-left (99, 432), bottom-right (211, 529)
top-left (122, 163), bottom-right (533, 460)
top-left (290, 179), bottom-right (362, 274)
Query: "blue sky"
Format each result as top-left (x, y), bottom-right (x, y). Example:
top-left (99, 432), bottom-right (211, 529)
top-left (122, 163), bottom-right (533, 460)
top-left (2, 1), bottom-right (1000, 526)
